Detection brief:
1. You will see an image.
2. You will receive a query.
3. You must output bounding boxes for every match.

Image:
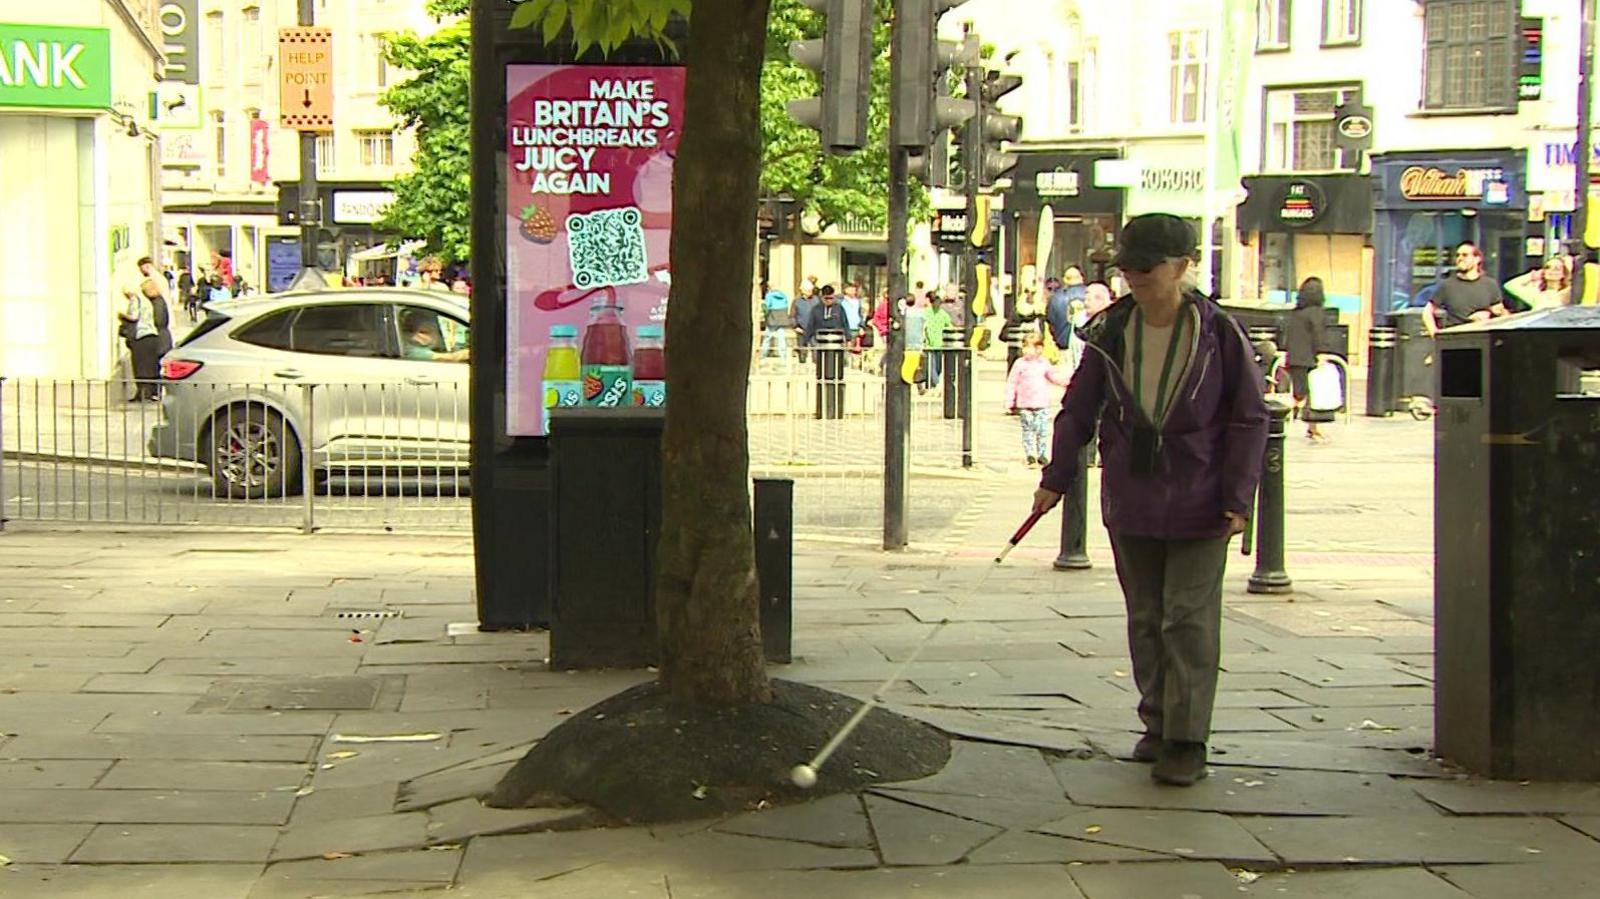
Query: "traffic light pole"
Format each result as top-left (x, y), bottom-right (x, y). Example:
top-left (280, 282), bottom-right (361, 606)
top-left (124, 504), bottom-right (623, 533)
top-left (1575, 0), bottom-right (1595, 302)
top-left (884, 148), bottom-right (911, 549)
top-left (293, 0), bottom-right (324, 289)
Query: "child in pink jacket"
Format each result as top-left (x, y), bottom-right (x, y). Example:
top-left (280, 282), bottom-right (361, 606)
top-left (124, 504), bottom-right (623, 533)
top-left (1005, 333), bottom-right (1072, 467)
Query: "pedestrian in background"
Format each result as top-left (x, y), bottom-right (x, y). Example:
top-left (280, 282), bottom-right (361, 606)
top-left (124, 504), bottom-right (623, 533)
top-left (1033, 214), bottom-right (1268, 787)
top-left (1005, 332), bottom-right (1071, 467)
top-left (792, 282), bottom-right (819, 364)
top-left (1285, 277), bottom-right (1329, 443)
top-left (759, 283), bottom-right (792, 362)
top-left (1504, 255), bottom-right (1572, 310)
top-left (1424, 241), bottom-right (1508, 335)
top-left (924, 294), bottom-right (954, 388)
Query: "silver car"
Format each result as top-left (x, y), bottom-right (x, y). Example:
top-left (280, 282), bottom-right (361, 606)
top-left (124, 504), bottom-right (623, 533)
top-left (148, 288), bottom-right (472, 498)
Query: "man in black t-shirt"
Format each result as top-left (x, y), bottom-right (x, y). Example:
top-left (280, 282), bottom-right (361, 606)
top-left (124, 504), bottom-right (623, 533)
top-left (1425, 241), bottom-right (1509, 335)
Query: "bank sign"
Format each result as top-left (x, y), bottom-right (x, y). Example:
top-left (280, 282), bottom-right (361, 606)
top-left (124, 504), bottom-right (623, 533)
top-left (0, 24), bottom-right (111, 110)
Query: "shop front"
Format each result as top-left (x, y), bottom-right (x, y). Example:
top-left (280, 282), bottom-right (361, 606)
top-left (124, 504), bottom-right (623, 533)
top-left (1096, 139), bottom-right (1227, 293)
top-left (1236, 174), bottom-right (1373, 312)
top-left (1009, 150), bottom-right (1123, 283)
top-left (1371, 150), bottom-right (1528, 313)
top-left (275, 181), bottom-right (409, 281)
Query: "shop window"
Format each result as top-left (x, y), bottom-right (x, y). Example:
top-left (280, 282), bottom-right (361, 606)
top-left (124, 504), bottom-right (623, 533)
top-left (1423, 0), bottom-right (1517, 112)
top-left (1322, 0), bottom-right (1361, 46)
top-left (315, 134), bottom-right (336, 175)
top-left (1168, 30), bottom-right (1208, 126)
top-left (212, 111), bottom-right (227, 180)
top-left (1264, 85), bottom-right (1359, 173)
top-left (1258, 0), bottom-right (1291, 51)
top-left (358, 130), bottom-right (395, 168)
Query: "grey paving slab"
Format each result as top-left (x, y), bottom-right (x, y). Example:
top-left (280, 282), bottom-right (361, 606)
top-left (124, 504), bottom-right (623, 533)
top-left (259, 846), bottom-right (463, 884)
top-left (424, 797), bottom-right (583, 843)
top-left (0, 759), bottom-right (113, 789)
top-left (1436, 863), bottom-right (1600, 898)
top-left (1068, 860), bottom-right (1249, 899)
top-left (152, 657), bottom-right (362, 676)
top-left (1213, 689), bottom-right (1309, 709)
top-left (714, 793), bottom-right (873, 848)
top-left (965, 828), bottom-right (1167, 864)
top-left (1412, 779), bottom-right (1600, 815)
top-left (0, 733), bottom-right (317, 762)
top-left (654, 829), bottom-right (880, 874)
top-left (396, 760), bottom-right (511, 812)
top-left (93, 710), bottom-right (336, 736)
top-left (227, 677), bottom-right (383, 711)
top-left (0, 823), bottom-right (93, 863)
top-left (71, 823), bottom-right (280, 863)
top-left (1269, 704), bottom-right (1432, 732)
top-left (309, 739), bottom-right (502, 791)
top-left (1564, 816), bottom-right (1600, 841)
top-left (452, 861), bottom-right (667, 899)
top-left (863, 794), bottom-right (1001, 865)
top-left (0, 654), bottom-right (159, 673)
top-left (1202, 736), bottom-right (1451, 778)
top-left (457, 829), bottom-right (673, 884)
top-left (288, 782), bottom-right (400, 824)
top-left (0, 670), bottom-right (94, 691)
top-left (247, 876), bottom-right (457, 898)
top-left (270, 810), bottom-right (430, 860)
top-left (0, 788), bottom-right (294, 824)
top-left (872, 787), bottom-right (1082, 830)
top-left (0, 862), bottom-right (263, 899)
top-left (1243, 867), bottom-right (1473, 898)
top-left (666, 865), bottom-right (1085, 899)
top-left (1036, 808), bottom-right (1276, 863)
top-left (97, 760), bottom-right (308, 792)
top-left (1276, 684), bottom-right (1436, 708)
top-left (1049, 757), bottom-right (1437, 816)
top-left (1242, 815), bottom-right (1600, 864)
top-left (886, 705), bottom-right (1094, 753)
top-left (879, 739), bottom-right (1063, 799)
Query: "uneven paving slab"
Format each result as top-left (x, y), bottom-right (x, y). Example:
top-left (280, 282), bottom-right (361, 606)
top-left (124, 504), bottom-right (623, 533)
top-left (0, 862), bottom-right (264, 899)
top-left (0, 788), bottom-right (293, 825)
top-left (70, 823), bottom-right (280, 863)
top-left (246, 876), bottom-right (457, 898)
top-left (1242, 815), bottom-right (1600, 864)
top-left (396, 760), bottom-right (514, 812)
top-left (1412, 779), bottom-right (1600, 815)
top-left (1435, 862), bottom-right (1600, 898)
top-left (871, 787), bottom-right (1082, 830)
top-left (1200, 736), bottom-right (1450, 778)
top-left (1036, 808), bottom-right (1276, 863)
top-left (424, 797), bottom-right (585, 843)
top-left (451, 861), bottom-right (668, 899)
top-left (863, 793), bottom-right (1002, 865)
top-left (1564, 816), bottom-right (1600, 841)
top-left (287, 782), bottom-right (399, 825)
top-left (965, 828), bottom-right (1167, 864)
top-left (270, 811), bottom-right (430, 861)
top-left (97, 760), bottom-right (308, 792)
top-left (889, 705), bottom-right (1096, 752)
top-left (652, 829), bottom-right (881, 873)
top-left (456, 828), bottom-right (668, 884)
top-left (1049, 757), bottom-right (1437, 816)
top-left (0, 733), bottom-right (318, 763)
top-left (879, 739), bottom-right (1063, 799)
top-left (1067, 860), bottom-right (1247, 898)
top-left (1269, 705), bottom-right (1432, 732)
top-left (714, 793), bottom-right (873, 848)
top-left (1243, 866), bottom-right (1474, 898)
top-left (0, 823), bottom-right (93, 863)
top-left (256, 846), bottom-right (463, 886)
top-left (666, 864), bottom-right (1085, 899)
top-left (0, 759), bottom-right (112, 789)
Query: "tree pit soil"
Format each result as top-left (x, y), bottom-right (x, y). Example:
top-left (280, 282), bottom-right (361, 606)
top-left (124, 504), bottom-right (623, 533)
top-left (486, 679), bottom-right (951, 824)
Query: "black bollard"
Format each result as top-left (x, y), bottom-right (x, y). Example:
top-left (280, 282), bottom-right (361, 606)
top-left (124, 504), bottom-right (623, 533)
top-left (942, 345), bottom-right (959, 420)
top-left (814, 335), bottom-right (845, 420)
top-left (753, 478), bottom-right (793, 664)
top-left (958, 348), bottom-right (973, 468)
top-left (1247, 400), bottom-right (1293, 594)
top-left (1366, 326), bottom-right (1397, 417)
top-left (1053, 443), bottom-right (1093, 570)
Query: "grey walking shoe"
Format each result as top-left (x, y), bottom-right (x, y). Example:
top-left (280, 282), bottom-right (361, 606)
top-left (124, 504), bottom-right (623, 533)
top-left (1152, 741), bottom-right (1208, 786)
top-left (1132, 733), bottom-right (1162, 763)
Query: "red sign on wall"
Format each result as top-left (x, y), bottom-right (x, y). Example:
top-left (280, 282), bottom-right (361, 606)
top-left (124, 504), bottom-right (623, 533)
top-left (250, 117), bottom-right (270, 184)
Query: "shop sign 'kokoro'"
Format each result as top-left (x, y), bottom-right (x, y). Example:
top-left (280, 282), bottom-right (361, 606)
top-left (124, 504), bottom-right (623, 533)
top-left (279, 26), bottom-right (332, 130)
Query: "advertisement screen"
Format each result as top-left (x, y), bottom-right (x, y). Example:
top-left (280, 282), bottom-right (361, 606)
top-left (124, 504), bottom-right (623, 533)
top-left (504, 64), bottom-right (685, 437)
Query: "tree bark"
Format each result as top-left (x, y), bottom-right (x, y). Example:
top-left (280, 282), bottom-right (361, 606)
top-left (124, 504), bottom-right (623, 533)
top-left (656, 0), bottom-right (774, 705)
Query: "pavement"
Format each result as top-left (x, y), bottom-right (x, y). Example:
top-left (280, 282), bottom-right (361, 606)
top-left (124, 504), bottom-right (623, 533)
top-left (2, 404), bottom-right (1598, 898)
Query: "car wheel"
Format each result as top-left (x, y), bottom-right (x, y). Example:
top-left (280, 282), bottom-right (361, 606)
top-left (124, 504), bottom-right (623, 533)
top-left (208, 404), bottom-right (303, 499)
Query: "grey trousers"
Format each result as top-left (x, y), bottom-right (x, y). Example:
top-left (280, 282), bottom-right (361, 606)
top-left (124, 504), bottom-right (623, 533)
top-left (1109, 533), bottom-right (1231, 744)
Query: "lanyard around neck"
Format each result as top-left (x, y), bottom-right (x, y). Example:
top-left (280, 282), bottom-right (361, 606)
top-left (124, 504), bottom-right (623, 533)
top-left (1133, 305), bottom-right (1187, 422)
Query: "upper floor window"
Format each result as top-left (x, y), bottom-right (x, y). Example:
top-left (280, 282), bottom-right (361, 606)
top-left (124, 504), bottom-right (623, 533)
top-left (369, 34), bottom-right (390, 91)
top-left (212, 111), bottom-right (228, 179)
top-left (1264, 85), bottom-right (1360, 173)
top-left (1423, 0), bottom-right (1517, 112)
top-left (1168, 30), bottom-right (1209, 125)
top-left (358, 130), bottom-right (395, 168)
top-left (1323, 0), bottom-right (1361, 45)
top-left (241, 8), bottom-right (262, 84)
top-left (1258, 0), bottom-right (1291, 51)
top-left (315, 133), bottom-right (336, 175)
top-left (205, 11), bottom-right (224, 85)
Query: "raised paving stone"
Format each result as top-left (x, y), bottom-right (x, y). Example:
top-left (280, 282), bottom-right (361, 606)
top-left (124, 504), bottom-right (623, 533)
top-left (257, 846), bottom-right (463, 885)
top-left (1242, 815), bottom-right (1600, 864)
top-left (1049, 757), bottom-right (1437, 816)
top-left (879, 739), bottom-right (1063, 798)
top-left (1412, 779), bottom-right (1600, 815)
top-left (288, 782), bottom-right (400, 824)
top-left (71, 823), bottom-right (279, 863)
top-left (270, 811), bottom-right (430, 860)
top-left (1035, 808), bottom-right (1275, 863)
top-left (714, 793), bottom-right (873, 848)
top-left (864, 794), bottom-right (1000, 865)
top-left (1244, 867), bottom-right (1473, 898)
top-left (424, 797), bottom-right (584, 843)
top-left (871, 788), bottom-right (1082, 830)
top-left (966, 829), bottom-right (1166, 864)
top-left (1436, 863), bottom-right (1600, 898)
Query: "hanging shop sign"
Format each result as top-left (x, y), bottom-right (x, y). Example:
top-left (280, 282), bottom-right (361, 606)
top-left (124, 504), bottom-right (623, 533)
top-left (1277, 180), bottom-right (1325, 227)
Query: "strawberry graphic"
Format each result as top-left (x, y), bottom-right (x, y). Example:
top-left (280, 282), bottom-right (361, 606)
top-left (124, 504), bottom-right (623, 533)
top-left (582, 373), bottom-right (604, 401)
top-left (519, 204), bottom-right (556, 244)
top-left (632, 389), bottom-right (645, 406)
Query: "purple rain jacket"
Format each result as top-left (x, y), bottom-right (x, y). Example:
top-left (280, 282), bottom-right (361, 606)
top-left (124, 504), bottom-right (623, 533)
top-left (1039, 292), bottom-right (1269, 540)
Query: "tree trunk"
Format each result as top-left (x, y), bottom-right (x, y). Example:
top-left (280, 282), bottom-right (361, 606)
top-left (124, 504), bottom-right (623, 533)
top-left (656, 0), bottom-right (774, 705)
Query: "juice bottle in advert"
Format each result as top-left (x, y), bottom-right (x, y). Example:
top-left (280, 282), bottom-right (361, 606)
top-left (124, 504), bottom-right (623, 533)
top-left (580, 302), bottom-right (632, 407)
top-left (631, 325), bottom-right (666, 408)
top-left (542, 325), bottom-right (582, 431)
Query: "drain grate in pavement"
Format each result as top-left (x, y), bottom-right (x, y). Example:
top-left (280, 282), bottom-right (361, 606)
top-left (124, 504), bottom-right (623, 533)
top-left (331, 609), bottom-right (404, 620)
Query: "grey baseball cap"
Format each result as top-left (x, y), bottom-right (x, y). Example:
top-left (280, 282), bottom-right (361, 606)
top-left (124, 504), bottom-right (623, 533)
top-left (1113, 214), bottom-right (1198, 272)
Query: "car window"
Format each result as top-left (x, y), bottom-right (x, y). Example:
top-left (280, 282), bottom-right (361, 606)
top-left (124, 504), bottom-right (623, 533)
top-left (395, 305), bottom-right (470, 362)
top-left (232, 309), bottom-right (294, 350)
top-left (289, 304), bottom-right (390, 358)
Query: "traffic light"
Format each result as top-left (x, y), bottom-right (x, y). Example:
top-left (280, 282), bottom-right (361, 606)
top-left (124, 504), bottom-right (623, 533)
top-left (787, 0), bottom-right (874, 154)
top-left (971, 69), bottom-right (1023, 189)
top-left (891, 0), bottom-right (974, 149)
top-left (906, 121), bottom-right (950, 186)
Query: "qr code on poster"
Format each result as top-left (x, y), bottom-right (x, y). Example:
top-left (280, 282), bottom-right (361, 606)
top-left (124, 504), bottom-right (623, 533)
top-left (566, 207), bottom-right (648, 289)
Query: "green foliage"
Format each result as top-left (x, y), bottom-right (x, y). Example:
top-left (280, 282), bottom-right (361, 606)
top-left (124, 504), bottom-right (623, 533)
top-left (508, 0), bottom-right (689, 54)
top-left (376, 0), bottom-right (471, 263)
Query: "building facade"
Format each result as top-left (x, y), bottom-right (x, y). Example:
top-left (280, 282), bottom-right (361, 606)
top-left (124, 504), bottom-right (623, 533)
top-left (158, 0), bottom-right (437, 289)
top-left (0, 6), bottom-right (164, 379)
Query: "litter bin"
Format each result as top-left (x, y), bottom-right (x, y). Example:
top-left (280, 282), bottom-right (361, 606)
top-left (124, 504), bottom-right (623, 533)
top-left (1434, 306), bottom-right (1600, 780)
top-left (1365, 326), bottom-right (1397, 416)
top-left (813, 332), bottom-right (847, 420)
top-left (548, 407), bottom-right (664, 670)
